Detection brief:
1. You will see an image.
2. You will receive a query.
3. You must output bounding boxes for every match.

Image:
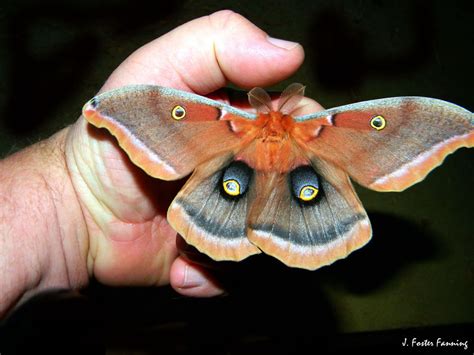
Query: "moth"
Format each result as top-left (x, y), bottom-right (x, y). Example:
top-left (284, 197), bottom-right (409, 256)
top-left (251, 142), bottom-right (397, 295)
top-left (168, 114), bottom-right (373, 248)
top-left (82, 83), bottom-right (473, 270)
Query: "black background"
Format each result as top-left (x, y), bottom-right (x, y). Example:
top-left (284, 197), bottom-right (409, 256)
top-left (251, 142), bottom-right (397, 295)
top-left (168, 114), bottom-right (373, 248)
top-left (0, 0), bottom-right (473, 354)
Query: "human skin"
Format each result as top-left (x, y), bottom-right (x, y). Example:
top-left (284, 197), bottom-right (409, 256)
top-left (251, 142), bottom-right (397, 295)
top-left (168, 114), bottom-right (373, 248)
top-left (0, 10), bottom-right (321, 318)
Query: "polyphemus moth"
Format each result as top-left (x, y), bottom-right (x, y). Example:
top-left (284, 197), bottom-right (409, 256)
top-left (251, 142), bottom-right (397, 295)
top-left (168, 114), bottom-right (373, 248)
top-left (82, 84), bottom-right (473, 270)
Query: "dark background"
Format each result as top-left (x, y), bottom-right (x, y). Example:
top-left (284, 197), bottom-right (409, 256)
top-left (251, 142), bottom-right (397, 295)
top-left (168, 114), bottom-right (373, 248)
top-left (0, 0), bottom-right (473, 353)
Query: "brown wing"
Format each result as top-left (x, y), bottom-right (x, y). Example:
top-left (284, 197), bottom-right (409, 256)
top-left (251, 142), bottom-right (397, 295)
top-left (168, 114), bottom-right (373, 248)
top-left (246, 157), bottom-right (371, 270)
top-left (83, 85), bottom-right (256, 180)
top-left (295, 97), bottom-right (473, 191)
top-left (167, 155), bottom-right (261, 261)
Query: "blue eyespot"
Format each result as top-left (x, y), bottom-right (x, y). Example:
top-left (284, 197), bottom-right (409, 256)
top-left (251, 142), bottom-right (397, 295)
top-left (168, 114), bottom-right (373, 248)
top-left (290, 166), bottom-right (320, 202)
top-left (221, 161), bottom-right (252, 197)
top-left (171, 105), bottom-right (186, 120)
top-left (370, 115), bottom-right (386, 130)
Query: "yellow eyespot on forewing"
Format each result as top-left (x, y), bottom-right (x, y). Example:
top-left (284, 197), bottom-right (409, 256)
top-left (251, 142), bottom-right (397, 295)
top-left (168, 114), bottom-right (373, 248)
top-left (223, 179), bottom-right (241, 196)
top-left (171, 105), bottom-right (186, 120)
top-left (370, 115), bottom-right (386, 130)
top-left (299, 185), bottom-right (319, 201)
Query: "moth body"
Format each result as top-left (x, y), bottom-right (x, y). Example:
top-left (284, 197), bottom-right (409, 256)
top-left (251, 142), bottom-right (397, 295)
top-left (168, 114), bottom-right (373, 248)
top-left (229, 111), bottom-right (299, 173)
top-left (82, 84), bottom-right (474, 270)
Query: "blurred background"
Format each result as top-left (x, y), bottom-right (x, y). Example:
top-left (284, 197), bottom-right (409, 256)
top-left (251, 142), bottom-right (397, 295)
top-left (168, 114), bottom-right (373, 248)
top-left (0, 0), bottom-right (472, 353)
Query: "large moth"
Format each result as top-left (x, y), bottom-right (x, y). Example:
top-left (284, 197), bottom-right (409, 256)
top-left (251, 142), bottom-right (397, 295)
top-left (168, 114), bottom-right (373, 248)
top-left (82, 83), bottom-right (473, 270)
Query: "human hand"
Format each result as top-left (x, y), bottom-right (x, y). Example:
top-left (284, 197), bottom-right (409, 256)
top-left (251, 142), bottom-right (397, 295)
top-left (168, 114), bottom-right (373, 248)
top-left (0, 10), bottom-right (308, 317)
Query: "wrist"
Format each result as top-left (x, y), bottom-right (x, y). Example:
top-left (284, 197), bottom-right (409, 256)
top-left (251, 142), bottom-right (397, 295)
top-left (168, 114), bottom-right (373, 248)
top-left (0, 128), bottom-right (89, 317)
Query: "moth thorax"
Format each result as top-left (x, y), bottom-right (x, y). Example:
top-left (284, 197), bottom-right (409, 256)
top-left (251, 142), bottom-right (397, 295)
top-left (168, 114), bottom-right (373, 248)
top-left (258, 112), bottom-right (294, 142)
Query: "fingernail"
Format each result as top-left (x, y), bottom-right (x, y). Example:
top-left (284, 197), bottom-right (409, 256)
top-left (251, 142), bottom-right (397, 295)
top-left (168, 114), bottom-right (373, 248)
top-left (182, 264), bottom-right (206, 288)
top-left (267, 36), bottom-right (300, 50)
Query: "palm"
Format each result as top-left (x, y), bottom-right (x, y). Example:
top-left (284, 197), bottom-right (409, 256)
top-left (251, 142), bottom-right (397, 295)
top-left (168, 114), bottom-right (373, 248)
top-left (66, 116), bottom-right (181, 285)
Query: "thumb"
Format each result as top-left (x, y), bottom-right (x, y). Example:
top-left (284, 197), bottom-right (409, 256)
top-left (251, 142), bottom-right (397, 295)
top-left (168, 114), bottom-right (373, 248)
top-left (102, 10), bottom-right (305, 93)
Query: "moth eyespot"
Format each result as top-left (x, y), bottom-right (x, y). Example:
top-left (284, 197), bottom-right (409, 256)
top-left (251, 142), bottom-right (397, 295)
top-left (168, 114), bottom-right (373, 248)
top-left (290, 166), bottom-right (320, 203)
top-left (223, 179), bottom-right (241, 196)
top-left (299, 186), bottom-right (319, 201)
top-left (370, 115), bottom-right (386, 130)
top-left (171, 105), bottom-right (186, 120)
top-left (221, 161), bottom-right (252, 198)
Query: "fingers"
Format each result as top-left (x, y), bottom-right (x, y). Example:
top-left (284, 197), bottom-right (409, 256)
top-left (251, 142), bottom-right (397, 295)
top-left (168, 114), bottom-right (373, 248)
top-left (102, 10), bottom-right (304, 93)
top-left (170, 257), bottom-right (224, 297)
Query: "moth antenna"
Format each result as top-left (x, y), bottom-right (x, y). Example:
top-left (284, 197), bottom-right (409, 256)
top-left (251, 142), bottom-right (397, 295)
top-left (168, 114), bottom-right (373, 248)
top-left (248, 87), bottom-right (273, 113)
top-left (278, 83), bottom-right (306, 114)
